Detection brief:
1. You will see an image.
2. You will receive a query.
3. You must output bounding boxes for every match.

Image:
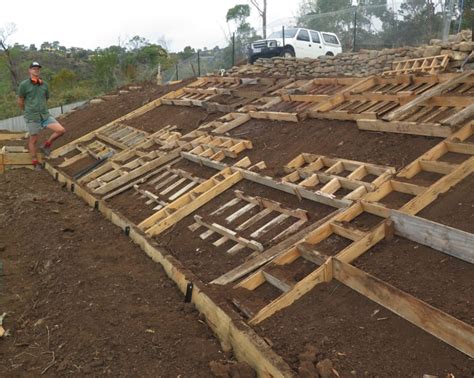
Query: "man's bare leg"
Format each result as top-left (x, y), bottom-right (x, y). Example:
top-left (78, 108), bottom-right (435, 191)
top-left (42, 123), bottom-right (66, 155)
top-left (46, 122), bottom-right (66, 144)
top-left (28, 134), bottom-right (41, 169)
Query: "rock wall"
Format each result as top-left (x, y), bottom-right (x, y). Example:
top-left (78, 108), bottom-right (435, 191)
top-left (227, 30), bottom-right (474, 78)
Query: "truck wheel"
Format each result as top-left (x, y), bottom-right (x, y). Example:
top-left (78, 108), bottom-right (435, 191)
top-left (325, 52), bottom-right (334, 56)
top-left (282, 47), bottom-right (295, 58)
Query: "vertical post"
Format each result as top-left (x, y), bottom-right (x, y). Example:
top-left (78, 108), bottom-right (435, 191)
top-left (197, 50), bottom-right (201, 77)
top-left (353, 6), bottom-right (357, 52)
top-left (176, 64), bottom-right (179, 80)
top-left (60, 104), bottom-right (64, 114)
top-left (232, 32), bottom-right (235, 67)
top-left (282, 26), bottom-right (286, 48)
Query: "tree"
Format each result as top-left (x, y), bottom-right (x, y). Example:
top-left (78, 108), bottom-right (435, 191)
top-left (127, 35), bottom-right (149, 51)
top-left (249, 0), bottom-right (267, 38)
top-left (0, 23), bottom-right (19, 89)
top-left (226, 4), bottom-right (260, 65)
top-left (51, 68), bottom-right (77, 91)
top-left (226, 4), bottom-right (259, 45)
top-left (178, 46), bottom-right (196, 60)
top-left (92, 48), bottom-right (118, 90)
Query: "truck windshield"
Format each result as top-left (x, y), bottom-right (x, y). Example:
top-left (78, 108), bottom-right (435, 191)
top-left (268, 29), bottom-right (298, 39)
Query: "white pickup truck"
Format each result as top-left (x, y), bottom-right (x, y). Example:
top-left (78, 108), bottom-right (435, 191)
top-left (248, 27), bottom-right (342, 63)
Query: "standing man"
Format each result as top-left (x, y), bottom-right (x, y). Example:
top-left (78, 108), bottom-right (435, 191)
top-left (17, 61), bottom-right (66, 169)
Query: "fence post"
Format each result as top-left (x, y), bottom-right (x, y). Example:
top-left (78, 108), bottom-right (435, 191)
top-left (60, 104), bottom-right (64, 114)
top-left (176, 64), bottom-right (179, 80)
top-left (197, 50), bottom-right (201, 77)
top-left (232, 33), bottom-right (235, 67)
top-left (282, 26), bottom-right (285, 48)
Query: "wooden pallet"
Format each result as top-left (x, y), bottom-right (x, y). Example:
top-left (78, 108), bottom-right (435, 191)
top-left (132, 166), bottom-right (205, 211)
top-left (282, 153), bottom-right (395, 200)
top-left (138, 167), bottom-right (245, 236)
top-left (362, 121), bottom-right (474, 216)
top-left (161, 77), bottom-right (290, 113)
top-left (382, 55), bottom-right (450, 76)
top-left (74, 126), bottom-right (183, 193)
top-left (368, 71), bottom-right (474, 133)
top-left (0, 146), bottom-right (43, 173)
top-left (188, 190), bottom-right (308, 254)
top-left (178, 131), bottom-right (253, 161)
top-left (242, 78), bottom-right (358, 122)
top-left (0, 132), bottom-right (28, 141)
top-left (309, 75), bottom-right (440, 121)
top-left (198, 113), bottom-right (251, 134)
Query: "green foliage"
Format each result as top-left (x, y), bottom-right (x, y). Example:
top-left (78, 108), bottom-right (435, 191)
top-left (51, 69), bottom-right (77, 91)
top-left (226, 4), bottom-right (251, 23)
top-left (92, 48), bottom-right (119, 90)
top-left (297, 0), bottom-right (452, 49)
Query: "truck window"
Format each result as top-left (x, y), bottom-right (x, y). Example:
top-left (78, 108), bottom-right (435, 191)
top-left (297, 29), bottom-right (310, 42)
top-left (322, 33), bottom-right (339, 45)
top-left (310, 31), bottom-right (321, 44)
top-left (268, 29), bottom-right (298, 39)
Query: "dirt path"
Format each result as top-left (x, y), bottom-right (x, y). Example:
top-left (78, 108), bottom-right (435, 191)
top-left (0, 169), bottom-right (229, 376)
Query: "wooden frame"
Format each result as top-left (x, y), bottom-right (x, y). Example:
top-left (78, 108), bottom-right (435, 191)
top-left (189, 190), bottom-right (309, 255)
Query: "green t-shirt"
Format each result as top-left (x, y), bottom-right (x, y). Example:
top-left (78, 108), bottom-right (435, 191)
top-left (18, 79), bottom-right (50, 121)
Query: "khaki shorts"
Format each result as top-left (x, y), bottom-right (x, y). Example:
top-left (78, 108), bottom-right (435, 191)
top-left (26, 116), bottom-right (57, 135)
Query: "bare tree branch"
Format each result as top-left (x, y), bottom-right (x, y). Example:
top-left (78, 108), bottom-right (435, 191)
top-left (0, 23), bottom-right (19, 89)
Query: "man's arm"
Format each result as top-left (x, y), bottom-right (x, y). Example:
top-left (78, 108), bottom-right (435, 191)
top-left (17, 96), bottom-right (25, 110)
top-left (17, 81), bottom-right (26, 110)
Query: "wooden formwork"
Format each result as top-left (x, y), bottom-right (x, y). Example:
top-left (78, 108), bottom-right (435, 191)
top-left (44, 73), bottom-right (474, 367)
top-left (0, 146), bottom-right (43, 173)
top-left (241, 77), bottom-right (358, 122)
top-left (177, 123), bottom-right (474, 358)
top-left (161, 77), bottom-right (290, 113)
top-left (43, 162), bottom-right (296, 377)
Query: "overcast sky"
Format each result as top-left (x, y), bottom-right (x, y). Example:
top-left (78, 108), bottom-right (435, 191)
top-left (1, 0), bottom-right (299, 52)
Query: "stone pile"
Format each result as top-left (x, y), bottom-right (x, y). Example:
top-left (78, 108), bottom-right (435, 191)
top-left (226, 30), bottom-right (474, 78)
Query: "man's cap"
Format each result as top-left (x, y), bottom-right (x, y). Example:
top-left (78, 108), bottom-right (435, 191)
top-left (29, 61), bottom-right (42, 68)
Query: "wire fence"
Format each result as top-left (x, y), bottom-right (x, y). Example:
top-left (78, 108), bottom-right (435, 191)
top-left (161, 1), bottom-right (468, 82)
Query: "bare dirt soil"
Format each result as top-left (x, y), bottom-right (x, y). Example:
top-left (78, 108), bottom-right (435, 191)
top-left (124, 104), bottom-right (224, 134)
top-left (42, 80), bottom-right (194, 149)
top-left (354, 236), bottom-right (473, 325)
top-left (0, 169), bottom-right (231, 376)
top-left (227, 118), bottom-right (441, 175)
top-left (157, 180), bottom-right (336, 283)
top-left (256, 281), bottom-right (474, 376)
top-left (418, 173), bottom-right (474, 233)
top-left (4, 76), bottom-right (472, 376)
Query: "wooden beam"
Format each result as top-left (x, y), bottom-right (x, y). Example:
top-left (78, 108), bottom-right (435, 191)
top-left (333, 259), bottom-right (474, 358)
top-left (0, 132), bottom-right (27, 141)
top-left (390, 210), bottom-right (474, 264)
top-left (194, 215), bottom-right (264, 252)
top-left (211, 209), bottom-right (344, 285)
top-left (248, 259), bottom-right (333, 325)
top-left (249, 111), bottom-right (299, 122)
top-left (357, 119), bottom-right (452, 138)
top-left (401, 157), bottom-right (474, 215)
